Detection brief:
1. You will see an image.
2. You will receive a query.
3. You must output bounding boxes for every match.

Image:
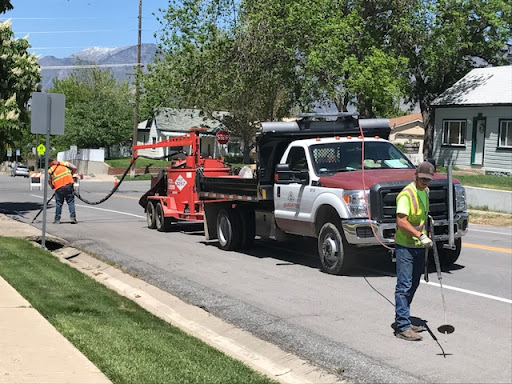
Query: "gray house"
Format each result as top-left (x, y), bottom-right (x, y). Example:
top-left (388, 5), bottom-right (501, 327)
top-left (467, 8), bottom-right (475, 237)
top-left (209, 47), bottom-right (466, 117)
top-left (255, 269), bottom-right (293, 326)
top-left (431, 65), bottom-right (512, 174)
top-left (136, 108), bottom-right (240, 159)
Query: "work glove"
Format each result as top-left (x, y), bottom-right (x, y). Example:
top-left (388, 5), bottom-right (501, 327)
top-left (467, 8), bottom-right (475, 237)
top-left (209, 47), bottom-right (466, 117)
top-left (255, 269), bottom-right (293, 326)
top-left (419, 234), bottom-right (433, 248)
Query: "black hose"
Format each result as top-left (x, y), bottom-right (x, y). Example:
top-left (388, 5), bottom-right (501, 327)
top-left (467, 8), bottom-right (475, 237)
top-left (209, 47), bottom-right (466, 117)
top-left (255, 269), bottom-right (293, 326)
top-left (74, 159), bottom-right (135, 205)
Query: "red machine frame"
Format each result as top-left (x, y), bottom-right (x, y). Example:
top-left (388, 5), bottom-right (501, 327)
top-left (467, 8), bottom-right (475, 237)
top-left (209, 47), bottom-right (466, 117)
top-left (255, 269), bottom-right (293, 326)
top-left (132, 132), bottom-right (230, 225)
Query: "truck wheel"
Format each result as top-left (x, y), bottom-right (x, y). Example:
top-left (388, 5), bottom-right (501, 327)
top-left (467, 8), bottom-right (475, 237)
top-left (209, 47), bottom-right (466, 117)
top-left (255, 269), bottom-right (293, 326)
top-left (217, 208), bottom-right (242, 251)
top-left (155, 203), bottom-right (170, 232)
top-left (318, 222), bottom-right (352, 275)
top-left (146, 202), bottom-right (156, 229)
top-left (438, 238), bottom-right (462, 266)
top-left (237, 205), bottom-right (255, 249)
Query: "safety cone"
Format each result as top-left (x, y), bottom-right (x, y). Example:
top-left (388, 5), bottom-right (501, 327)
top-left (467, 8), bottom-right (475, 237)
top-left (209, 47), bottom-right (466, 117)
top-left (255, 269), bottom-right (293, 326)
top-left (113, 176), bottom-right (119, 188)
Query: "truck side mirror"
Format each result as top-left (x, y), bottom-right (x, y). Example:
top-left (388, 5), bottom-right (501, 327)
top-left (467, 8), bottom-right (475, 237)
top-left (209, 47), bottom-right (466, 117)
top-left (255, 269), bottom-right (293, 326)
top-left (275, 164), bottom-right (294, 184)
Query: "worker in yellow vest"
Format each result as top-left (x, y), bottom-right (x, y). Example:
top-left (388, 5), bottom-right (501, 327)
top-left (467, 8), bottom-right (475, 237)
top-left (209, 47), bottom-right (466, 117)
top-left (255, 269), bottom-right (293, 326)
top-left (394, 161), bottom-right (435, 341)
top-left (48, 159), bottom-right (78, 224)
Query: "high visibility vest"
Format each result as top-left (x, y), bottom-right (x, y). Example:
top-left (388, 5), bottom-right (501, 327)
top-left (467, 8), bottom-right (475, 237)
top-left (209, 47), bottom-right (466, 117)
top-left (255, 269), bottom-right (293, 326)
top-left (48, 161), bottom-right (74, 190)
top-left (395, 181), bottom-right (429, 248)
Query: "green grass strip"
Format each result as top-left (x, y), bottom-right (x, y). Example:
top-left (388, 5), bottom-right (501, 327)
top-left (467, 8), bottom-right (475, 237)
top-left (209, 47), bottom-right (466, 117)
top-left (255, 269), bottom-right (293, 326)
top-left (0, 237), bottom-right (276, 384)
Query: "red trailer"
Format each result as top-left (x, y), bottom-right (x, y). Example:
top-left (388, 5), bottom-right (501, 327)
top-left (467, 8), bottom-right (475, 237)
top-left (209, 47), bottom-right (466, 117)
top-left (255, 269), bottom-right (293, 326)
top-left (132, 132), bottom-right (231, 231)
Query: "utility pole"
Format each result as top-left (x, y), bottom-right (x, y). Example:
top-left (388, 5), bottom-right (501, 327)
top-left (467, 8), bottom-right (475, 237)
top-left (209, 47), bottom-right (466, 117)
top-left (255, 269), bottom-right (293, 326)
top-left (131, 0), bottom-right (142, 177)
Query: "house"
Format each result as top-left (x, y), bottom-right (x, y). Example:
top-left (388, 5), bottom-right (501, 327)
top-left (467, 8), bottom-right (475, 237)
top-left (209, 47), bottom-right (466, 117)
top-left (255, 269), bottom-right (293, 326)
top-left (388, 113), bottom-right (424, 164)
top-left (431, 65), bottom-right (512, 174)
top-left (136, 108), bottom-right (241, 159)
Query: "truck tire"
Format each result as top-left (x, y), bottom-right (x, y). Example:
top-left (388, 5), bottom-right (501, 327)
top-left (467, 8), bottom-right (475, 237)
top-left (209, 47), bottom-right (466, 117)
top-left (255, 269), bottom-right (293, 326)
top-left (438, 238), bottom-right (462, 266)
top-left (146, 202), bottom-right (156, 229)
top-left (217, 208), bottom-right (242, 251)
top-left (318, 222), bottom-right (352, 275)
top-left (155, 203), bottom-right (171, 232)
top-left (237, 205), bottom-right (255, 249)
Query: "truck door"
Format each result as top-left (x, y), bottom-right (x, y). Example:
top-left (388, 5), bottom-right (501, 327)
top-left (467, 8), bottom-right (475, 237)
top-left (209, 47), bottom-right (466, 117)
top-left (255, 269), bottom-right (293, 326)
top-left (274, 146), bottom-right (315, 235)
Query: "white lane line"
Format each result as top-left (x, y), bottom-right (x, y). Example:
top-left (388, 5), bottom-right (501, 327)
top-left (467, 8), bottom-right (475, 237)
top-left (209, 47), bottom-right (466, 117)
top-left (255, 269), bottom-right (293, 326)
top-left (421, 281), bottom-right (512, 304)
top-left (470, 228), bottom-right (512, 235)
top-left (30, 194), bottom-right (145, 219)
top-left (358, 265), bottom-right (512, 304)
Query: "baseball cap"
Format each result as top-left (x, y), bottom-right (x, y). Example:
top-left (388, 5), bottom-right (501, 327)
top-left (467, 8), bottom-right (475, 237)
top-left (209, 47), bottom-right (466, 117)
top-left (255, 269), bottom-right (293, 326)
top-left (417, 161), bottom-right (435, 179)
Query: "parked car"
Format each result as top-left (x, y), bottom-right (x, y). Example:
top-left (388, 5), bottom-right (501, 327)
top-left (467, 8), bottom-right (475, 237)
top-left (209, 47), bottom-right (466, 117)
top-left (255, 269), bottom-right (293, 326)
top-left (11, 164), bottom-right (30, 178)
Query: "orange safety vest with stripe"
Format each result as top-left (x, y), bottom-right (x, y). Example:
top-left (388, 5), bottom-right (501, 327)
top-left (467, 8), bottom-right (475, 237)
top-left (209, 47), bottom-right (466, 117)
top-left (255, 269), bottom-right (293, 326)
top-left (48, 161), bottom-right (74, 190)
top-left (395, 181), bottom-right (429, 248)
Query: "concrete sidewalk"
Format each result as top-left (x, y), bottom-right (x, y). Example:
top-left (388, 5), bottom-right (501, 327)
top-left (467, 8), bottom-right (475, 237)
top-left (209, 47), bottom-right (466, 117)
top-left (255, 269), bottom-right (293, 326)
top-left (0, 214), bottom-right (343, 384)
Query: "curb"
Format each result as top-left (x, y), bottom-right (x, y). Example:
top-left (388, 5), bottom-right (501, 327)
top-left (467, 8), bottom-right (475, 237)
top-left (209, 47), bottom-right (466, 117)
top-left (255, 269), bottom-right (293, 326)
top-left (49, 244), bottom-right (346, 384)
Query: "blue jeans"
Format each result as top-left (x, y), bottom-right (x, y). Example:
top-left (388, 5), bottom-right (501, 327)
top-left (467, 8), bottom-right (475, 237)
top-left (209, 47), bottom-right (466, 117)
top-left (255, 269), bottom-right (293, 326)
top-left (55, 184), bottom-right (76, 221)
top-left (394, 244), bottom-right (425, 332)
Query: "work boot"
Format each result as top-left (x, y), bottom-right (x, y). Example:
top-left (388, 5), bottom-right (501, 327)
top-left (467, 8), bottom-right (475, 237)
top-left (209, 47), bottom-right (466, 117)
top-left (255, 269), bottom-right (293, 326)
top-left (70, 218), bottom-right (77, 224)
top-left (395, 328), bottom-right (422, 341)
top-left (53, 220), bottom-right (60, 224)
top-left (411, 324), bottom-right (427, 333)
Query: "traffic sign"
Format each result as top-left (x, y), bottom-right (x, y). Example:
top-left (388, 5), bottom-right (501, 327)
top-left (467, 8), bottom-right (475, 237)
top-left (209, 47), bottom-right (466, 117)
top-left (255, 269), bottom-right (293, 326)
top-left (37, 144), bottom-right (46, 155)
top-left (6, 149), bottom-right (12, 157)
top-left (30, 92), bottom-right (65, 135)
top-left (216, 130), bottom-right (230, 144)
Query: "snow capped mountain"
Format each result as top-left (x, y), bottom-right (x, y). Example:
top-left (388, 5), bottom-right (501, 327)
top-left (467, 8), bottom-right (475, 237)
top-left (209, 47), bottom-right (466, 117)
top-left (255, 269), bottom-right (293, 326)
top-left (71, 46), bottom-right (127, 63)
top-left (38, 43), bottom-right (158, 89)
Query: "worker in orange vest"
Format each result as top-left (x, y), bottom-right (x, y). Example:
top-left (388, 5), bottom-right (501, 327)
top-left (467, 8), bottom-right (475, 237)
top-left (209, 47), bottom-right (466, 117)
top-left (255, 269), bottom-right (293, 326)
top-left (394, 161), bottom-right (435, 341)
top-left (48, 159), bottom-right (78, 224)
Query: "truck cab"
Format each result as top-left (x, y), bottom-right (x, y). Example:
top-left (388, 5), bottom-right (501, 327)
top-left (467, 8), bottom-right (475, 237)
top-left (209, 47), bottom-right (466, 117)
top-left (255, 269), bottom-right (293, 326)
top-left (200, 113), bottom-right (469, 275)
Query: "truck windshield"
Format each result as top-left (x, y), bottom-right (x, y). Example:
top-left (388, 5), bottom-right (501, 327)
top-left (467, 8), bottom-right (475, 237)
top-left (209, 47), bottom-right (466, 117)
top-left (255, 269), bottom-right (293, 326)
top-left (310, 141), bottom-right (415, 175)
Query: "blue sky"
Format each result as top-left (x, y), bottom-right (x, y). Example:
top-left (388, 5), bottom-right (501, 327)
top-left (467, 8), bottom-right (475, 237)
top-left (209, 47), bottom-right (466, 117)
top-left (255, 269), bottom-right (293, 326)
top-left (1, 0), bottom-right (165, 58)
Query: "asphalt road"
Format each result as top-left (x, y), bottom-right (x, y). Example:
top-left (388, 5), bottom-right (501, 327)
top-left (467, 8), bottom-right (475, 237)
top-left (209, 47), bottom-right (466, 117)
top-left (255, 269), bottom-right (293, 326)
top-left (1, 174), bottom-right (511, 383)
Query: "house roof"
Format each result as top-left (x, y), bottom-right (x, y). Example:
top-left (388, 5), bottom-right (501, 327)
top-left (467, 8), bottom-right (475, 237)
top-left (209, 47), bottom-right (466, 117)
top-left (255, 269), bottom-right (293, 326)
top-left (388, 113), bottom-right (423, 128)
top-left (153, 108), bottom-right (227, 133)
top-left (432, 65), bottom-right (512, 106)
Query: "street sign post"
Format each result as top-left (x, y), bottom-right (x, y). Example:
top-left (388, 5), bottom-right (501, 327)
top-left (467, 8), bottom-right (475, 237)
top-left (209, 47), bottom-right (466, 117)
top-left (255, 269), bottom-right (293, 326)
top-left (30, 92), bottom-right (66, 250)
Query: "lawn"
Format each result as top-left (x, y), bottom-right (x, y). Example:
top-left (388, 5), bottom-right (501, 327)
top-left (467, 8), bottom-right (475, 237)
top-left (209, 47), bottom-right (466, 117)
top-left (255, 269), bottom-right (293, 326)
top-left (0, 237), bottom-right (275, 384)
top-left (452, 174), bottom-right (512, 191)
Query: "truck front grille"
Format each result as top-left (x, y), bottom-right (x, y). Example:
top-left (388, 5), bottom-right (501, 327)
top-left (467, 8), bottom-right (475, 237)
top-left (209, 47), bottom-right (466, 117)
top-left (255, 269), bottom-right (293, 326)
top-left (370, 180), bottom-right (456, 222)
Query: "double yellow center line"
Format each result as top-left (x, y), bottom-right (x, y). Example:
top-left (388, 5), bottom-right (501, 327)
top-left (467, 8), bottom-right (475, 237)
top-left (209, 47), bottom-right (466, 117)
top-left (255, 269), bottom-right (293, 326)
top-left (463, 242), bottom-right (512, 254)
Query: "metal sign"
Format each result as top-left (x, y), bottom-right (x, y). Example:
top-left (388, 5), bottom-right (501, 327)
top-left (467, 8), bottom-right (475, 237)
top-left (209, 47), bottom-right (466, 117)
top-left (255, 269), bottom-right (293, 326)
top-left (15, 148), bottom-right (20, 156)
top-left (30, 92), bottom-right (65, 135)
top-left (6, 149), bottom-right (12, 157)
top-left (37, 144), bottom-right (46, 155)
top-left (216, 130), bottom-right (230, 144)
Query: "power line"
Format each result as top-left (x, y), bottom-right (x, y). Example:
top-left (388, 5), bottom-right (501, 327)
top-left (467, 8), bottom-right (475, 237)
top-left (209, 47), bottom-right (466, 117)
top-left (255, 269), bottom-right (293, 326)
top-left (15, 29), bottom-right (116, 34)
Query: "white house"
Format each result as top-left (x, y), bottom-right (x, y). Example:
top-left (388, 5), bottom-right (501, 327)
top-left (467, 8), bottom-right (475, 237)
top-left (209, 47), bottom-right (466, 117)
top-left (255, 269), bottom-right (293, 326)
top-left (431, 65), bottom-right (512, 174)
top-left (136, 108), bottom-right (240, 159)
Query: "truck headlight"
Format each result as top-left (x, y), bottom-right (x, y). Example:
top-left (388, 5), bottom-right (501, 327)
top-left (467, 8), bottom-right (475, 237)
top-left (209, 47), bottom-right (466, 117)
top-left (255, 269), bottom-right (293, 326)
top-left (455, 184), bottom-right (467, 212)
top-left (343, 190), bottom-right (369, 218)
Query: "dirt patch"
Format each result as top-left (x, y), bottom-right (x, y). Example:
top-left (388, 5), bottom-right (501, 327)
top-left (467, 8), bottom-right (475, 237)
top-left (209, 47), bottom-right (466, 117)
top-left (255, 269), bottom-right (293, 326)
top-left (468, 210), bottom-right (512, 227)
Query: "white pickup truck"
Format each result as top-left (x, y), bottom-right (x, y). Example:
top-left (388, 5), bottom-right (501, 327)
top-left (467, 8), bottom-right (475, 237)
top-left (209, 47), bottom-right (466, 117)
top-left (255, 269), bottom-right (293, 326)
top-left (199, 113), bottom-right (469, 275)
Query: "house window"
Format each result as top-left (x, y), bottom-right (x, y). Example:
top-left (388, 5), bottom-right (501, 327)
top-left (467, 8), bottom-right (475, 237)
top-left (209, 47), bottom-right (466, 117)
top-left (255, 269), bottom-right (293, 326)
top-left (152, 137), bottom-right (156, 144)
top-left (442, 120), bottom-right (466, 146)
top-left (498, 120), bottom-right (512, 148)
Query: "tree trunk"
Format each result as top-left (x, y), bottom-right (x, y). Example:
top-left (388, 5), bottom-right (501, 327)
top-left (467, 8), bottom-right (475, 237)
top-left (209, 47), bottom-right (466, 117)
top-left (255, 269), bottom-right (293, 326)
top-left (243, 138), bottom-right (251, 164)
top-left (420, 99), bottom-right (434, 159)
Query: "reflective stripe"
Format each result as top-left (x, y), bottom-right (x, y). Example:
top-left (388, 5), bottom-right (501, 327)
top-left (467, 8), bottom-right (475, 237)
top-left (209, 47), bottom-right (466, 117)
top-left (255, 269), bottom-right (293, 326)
top-left (404, 187), bottom-right (418, 215)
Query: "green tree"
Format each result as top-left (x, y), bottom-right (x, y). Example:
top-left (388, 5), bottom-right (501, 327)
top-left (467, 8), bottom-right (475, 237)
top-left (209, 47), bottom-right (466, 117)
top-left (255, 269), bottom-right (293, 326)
top-left (48, 68), bottom-right (134, 158)
top-left (244, 0), bottom-right (410, 117)
top-left (395, 0), bottom-right (512, 157)
top-left (142, 0), bottom-right (296, 162)
top-left (0, 15), bottom-right (41, 159)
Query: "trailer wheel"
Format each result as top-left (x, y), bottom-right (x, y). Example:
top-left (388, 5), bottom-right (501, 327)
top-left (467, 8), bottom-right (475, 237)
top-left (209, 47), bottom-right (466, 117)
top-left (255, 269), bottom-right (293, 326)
top-left (317, 222), bottom-right (352, 275)
top-left (438, 238), bottom-right (462, 266)
top-left (146, 202), bottom-right (156, 229)
top-left (155, 203), bottom-right (171, 232)
top-left (217, 208), bottom-right (242, 251)
top-left (237, 205), bottom-right (255, 249)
